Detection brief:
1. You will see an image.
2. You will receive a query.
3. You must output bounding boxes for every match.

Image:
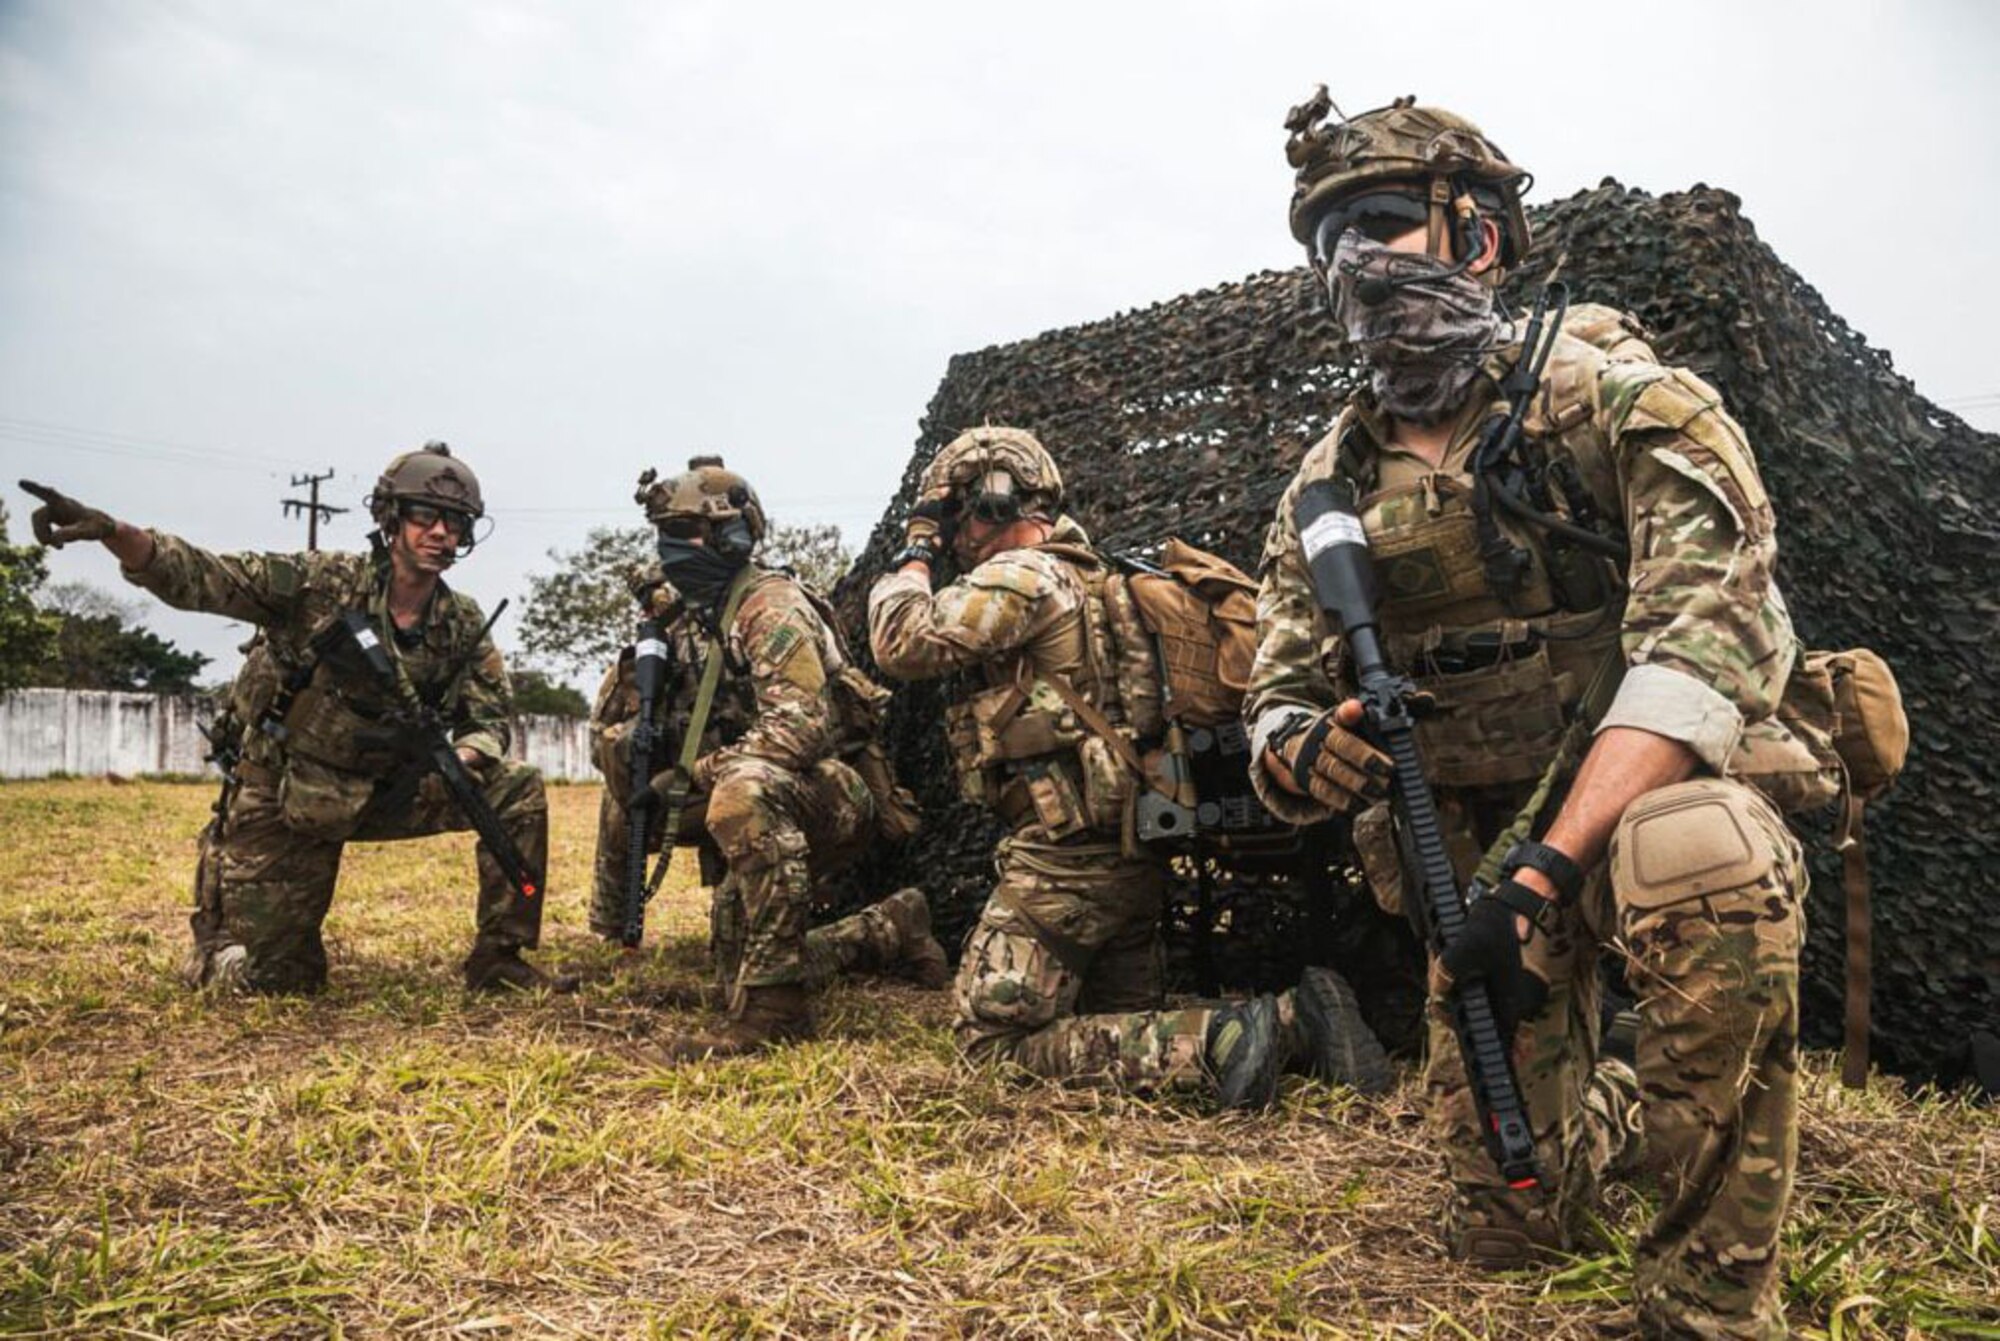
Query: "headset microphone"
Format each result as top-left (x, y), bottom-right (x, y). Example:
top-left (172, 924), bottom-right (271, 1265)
top-left (1352, 250), bottom-right (1478, 305)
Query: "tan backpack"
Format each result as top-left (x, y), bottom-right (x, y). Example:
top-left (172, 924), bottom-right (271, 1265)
top-left (1114, 539), bottom-right (1262, 729)
top-left (1775, 647), bottom-right (1910, 1086)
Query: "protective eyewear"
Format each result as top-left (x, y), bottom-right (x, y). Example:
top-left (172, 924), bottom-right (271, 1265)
top-left (399, 502), bottom-right (474, 539)
top-left (1310, 191), bottom-right (1432, 263)
top-left (658, 517), bottom-right (707, 541)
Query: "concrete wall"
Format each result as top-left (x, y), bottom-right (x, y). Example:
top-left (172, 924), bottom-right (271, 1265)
top-left (0, 688), bottom-right (597, 782)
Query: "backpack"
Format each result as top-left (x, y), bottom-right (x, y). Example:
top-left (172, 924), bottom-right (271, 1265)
top-left (1069, 538), bottom-right (1280, 845)
top-left (1775, 647), bottom-right (1910, 1087)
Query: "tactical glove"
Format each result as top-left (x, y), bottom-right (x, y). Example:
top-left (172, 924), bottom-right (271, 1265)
top-left (1438, 882), bottom-right (1551, 1040)
top-left (896, 498), bottom-right (954, 567)
top-left (1270, 704), bottom-right (1392, 812)
top-left (18, 480), bottom-right (117, 549)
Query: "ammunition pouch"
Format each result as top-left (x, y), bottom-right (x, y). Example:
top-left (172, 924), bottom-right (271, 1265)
top-left (277, 754), bottom-right (380, 841)
top-left (277, 676), bottom-right (401, 774)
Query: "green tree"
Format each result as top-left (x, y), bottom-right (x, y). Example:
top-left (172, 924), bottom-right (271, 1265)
top-left (761, 522), bottom-right (852, 591)
top-left (519, 526), bottom-right (652, 681)
top-left (511, 668), bottom-right (590, 719)
top-left (518, 522), bottom-right (852, 680)
top-left (29, 580), bottom-right (210, 694)
top-left (0, 503), bottom-right (60, 691)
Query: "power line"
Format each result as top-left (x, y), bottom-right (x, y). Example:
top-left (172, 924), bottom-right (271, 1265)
top-left (0, 414), bottom-right (299, 469)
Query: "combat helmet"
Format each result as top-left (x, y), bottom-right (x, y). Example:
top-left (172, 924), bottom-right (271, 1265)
top-left (367, 442), bottom-right (486, 548)
top-left (636, 455), bottom-right (767, 556)
top-left (1283, 88), bottom-right (1532, 270)
top-left (919, 426), bottom-right (1063, 523)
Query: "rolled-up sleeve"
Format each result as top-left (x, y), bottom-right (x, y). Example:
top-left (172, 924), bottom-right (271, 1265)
top-left (1606, 366), bottom-right (1795, 771)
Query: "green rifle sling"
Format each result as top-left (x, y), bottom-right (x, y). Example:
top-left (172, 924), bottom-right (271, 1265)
top-left (642, 567), bottom-right (756, 901)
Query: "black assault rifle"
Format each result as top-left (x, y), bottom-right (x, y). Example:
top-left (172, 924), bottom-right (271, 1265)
top-left (1293, 479), bottom-right (1543, 1192)
top-left (621, 618), bottom-right (672, 947)
top-left (338, 606), bottom-right (543, 905)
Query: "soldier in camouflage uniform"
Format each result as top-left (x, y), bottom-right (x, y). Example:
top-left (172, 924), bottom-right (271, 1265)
top-left (20, 445), bottom-right (572, 995)
top-left (869, 427), bottom-right (1388, 1107)
top-left (1246, 92), bottom-right (1821, 1338)
top-left (592, 457), bottom-right (948, 1059)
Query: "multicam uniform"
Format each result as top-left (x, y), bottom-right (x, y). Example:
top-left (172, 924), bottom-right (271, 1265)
top-left (1247, 324), bottom-right (1819, 1339)
top-left (591, 565), bottom-right (935, 1004)
top-left (870, 517), bottom-right (1235, 1089)
top-left (127, 535), bottom-right (548, 994)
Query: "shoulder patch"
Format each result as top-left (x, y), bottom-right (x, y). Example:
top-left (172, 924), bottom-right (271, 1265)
top-left (966, 552), bottom-right (1062, 600)
top-left (264, 556), bottom-right (301, 599)
top-left (1618, 366), bottom-right (1769, 522)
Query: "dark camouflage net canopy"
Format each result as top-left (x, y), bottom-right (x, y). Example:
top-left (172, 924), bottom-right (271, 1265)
top-left (831, 180), bottom-right (1999, 1081)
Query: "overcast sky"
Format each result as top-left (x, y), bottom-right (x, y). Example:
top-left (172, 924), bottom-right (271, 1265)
top-left (4, 0), bottom-right (1995, 683)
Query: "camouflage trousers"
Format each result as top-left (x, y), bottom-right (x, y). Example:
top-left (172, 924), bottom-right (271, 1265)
top-left (592, 749), bottom-right (882, 1009)
top-left (953, 827), bottom-right (1220, 1091)
top-left (187, 759), bottom-right (548, 994)
top-left (1430, 778), bottom-right (1804, 1341)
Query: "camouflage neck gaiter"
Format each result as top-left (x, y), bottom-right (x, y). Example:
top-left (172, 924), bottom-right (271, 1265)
top-left (1329, 230), bottom-right (1505, 425)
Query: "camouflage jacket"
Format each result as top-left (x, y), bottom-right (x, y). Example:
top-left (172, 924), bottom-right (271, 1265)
top-left (867, 516), bottom-right (1112, 687)
top-left (1245, 320), bottom-right (1796, 826)
top-left (869, 517), bottom-right (1139, 836)
top-left (590, 566), bottom-right (855, 786)
top-left (122, 533), bottom-right (513, 773)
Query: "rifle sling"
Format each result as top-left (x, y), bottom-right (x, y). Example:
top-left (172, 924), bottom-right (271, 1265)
top-left (644, 568), bottom-right (756, 900)
top-left (1471, 644), bottom-right (1626, 890)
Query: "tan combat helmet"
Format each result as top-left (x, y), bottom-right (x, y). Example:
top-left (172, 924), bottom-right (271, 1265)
top-left (368, 441), bottom-right (485, 527)
top-left (636, 455), bottom-right (767, 549)
top-left (1283, 88), bottom-right (1532, 271)
top-left (919, 426), bottom-right (1064, 522)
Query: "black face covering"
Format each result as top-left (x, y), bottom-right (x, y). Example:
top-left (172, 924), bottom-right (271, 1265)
top-left (655, 536), bottom-right (745, 609)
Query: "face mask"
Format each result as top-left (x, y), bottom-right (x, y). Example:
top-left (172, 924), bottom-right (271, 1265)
top-left (1329, 229), bottom-right (1504, 424)
top-left (654, 535), bottom-right (745, 609)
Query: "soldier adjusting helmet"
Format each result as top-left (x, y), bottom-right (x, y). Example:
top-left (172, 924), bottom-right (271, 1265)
top-left (919, 426), bottom-right (1063, 527)
top-left (367, 441), bottom-right (487, 552)
top-left (637, 455), bottom-right (766, 560)
top-left (1283, 88), bottom-right (1532, 274)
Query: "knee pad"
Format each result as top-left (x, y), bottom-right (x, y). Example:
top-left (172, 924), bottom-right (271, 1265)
top-left (1611, 779), bottom-right (1780, 916)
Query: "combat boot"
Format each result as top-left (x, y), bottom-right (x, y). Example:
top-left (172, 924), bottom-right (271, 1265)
top-left (650, 983), bottom-right (814, 1063)
top-left (879, 887), bottom-right (951, 989)
top-left (1205, 995), bottom-right (1281, 1110)
top-left (463, 944), bottom-right (580, 994)
top-left (1286, 966), bottom-right (1393, 1095)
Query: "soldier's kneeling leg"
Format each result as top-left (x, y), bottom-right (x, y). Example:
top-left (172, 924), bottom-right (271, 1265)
top-left (465, 760), bottom-right (549, 952)
top-left (1611, 779), bottom-right (1803, 1341)
top-left (703, 764), bottom-right (813, 1011)
top-left (204, 786), bottom-right (344, 994)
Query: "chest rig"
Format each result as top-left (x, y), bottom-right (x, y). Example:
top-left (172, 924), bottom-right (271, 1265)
top-left (944, 543), bottom-right (1140, 839)
top-left (249, 560), bottom-right (481, 777)
top-left (1335, 292), bottom-right (1635, 788)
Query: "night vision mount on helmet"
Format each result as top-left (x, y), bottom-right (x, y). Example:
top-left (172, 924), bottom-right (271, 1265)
top-left (918, 426), bottom-right (1064, 530)
top-left (1284, 88), bottom-right (1533, 276)
top-left (636, 455), bottom-right (767, 561)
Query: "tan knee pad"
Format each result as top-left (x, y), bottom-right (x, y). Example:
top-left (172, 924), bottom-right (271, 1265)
top-left (1611, 779), bottom-right (1777, 915)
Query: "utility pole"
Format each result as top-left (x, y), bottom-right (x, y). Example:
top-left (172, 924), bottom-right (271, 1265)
top-left (281, 469), bottom-right (348, 551)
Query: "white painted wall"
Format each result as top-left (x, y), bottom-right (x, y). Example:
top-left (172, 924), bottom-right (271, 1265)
top-left (0, 689), bottom-right (597, 781)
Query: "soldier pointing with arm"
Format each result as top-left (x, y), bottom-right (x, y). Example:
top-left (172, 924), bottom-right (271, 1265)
top-left (20, 442), bottom-right (574, 996)
top-left (1247, 92), bottom-right (1817, 1338)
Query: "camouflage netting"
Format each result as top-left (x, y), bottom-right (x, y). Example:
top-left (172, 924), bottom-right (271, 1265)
top-left (830, 180), bottom-right (1999, 1079)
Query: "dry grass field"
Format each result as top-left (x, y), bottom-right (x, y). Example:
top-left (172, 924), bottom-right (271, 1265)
top-left (0, 780), bottom-right (1994, 1338)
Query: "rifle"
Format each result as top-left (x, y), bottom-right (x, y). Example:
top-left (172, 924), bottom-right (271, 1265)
top-left (336, 605), bottom-right (542, 904)
top-left (621, 618), bottom-right (672, 947)
top-left (1293, 478), bottom-right (1543, 1192)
